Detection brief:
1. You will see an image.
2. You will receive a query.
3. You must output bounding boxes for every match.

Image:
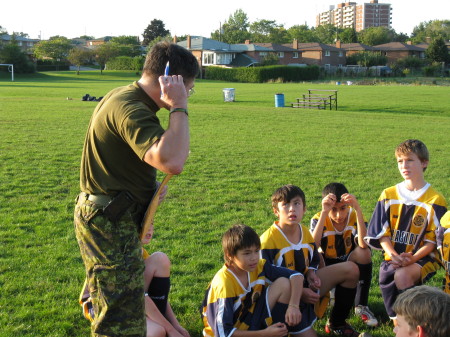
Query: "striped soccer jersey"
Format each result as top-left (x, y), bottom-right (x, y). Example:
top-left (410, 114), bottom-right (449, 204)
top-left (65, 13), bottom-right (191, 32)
top-left (366, 182), bottom-right (447, 261)
top-left (201, 259), bottom-right (301, 337)
top-left (260, 222), bottom-right (320, 274)
top-left (310, 209), bottom-right (365, 260)
top-left (437, 211), bottom-right (450, 294)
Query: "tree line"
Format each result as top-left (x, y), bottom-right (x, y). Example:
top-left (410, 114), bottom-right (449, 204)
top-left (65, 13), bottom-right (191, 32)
top-left (1, 12), bottom-right (449, 74)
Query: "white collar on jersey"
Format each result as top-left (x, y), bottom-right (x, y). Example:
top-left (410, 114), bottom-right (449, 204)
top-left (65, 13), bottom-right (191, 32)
top-left (397, 181), bottom-right (430, 202)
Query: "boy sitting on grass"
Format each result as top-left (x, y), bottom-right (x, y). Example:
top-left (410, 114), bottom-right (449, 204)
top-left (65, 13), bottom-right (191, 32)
top-left (260, 185), bottom-right (368, 337)
top-left (310, 182), bottom-right (377, 327)
top-left (201, 224), bottom-right (304, 337)
top-left (80, 222), bottom-right (189, 337)
top-left (393, 285), bottom-right (450, 337)
top-left (365, 139), bottom-right (447, 323)
top-left (437, 210), bottom-right (450, 293)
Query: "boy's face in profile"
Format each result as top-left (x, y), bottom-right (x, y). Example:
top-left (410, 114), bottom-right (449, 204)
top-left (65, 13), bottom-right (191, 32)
top-left (228, 245), bottom-right (260, 273)
top-left (393, 314), bottom-right (417, 337)
top-left (328, 201), bottom-right (350, 226)
top-left (273, 196), bottom-right (306, 226)
top-left (396, 152), bottom-right (428, 181)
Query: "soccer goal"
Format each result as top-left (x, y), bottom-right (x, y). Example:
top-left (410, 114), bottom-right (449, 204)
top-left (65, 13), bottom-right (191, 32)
top-left (0, 64), bottom-right (14, 81)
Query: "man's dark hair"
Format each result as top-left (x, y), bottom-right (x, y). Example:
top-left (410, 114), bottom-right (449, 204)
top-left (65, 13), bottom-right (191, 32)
top-left (222, 224), bottom-right (261, 265)
top-left (143, 41), bottom-right (199, 80)
top-left (271, 184), bottom-right (306, 209)
top-left (322, 182), bottom-right (349, 201)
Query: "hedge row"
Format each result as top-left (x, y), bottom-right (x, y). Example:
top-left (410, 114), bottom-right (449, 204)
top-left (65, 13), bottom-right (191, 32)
top-left (205, 65), bottom-right (320, 83)
top-left (106, 56), bottom-right (145, 71)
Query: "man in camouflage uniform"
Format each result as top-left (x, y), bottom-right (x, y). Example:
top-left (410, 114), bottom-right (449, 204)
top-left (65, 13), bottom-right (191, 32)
top-left (74, 42), bottom-right (198, 336)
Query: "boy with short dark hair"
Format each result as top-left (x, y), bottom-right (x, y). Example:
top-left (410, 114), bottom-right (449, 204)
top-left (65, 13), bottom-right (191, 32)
top-left (310, 182), bottom-right (377, 327)
top-left (201, 224), bottom-right (304, 337)
top-left (365, 139), bottom-right (447, 322)
top-left (393, 285), bottom-right (450, 337)
top-left (261, 185), bottom-right (366, 337)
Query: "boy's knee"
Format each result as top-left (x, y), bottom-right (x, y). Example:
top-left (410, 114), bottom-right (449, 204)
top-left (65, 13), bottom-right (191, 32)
top-left (149, 252), bottom-right (171, 274)
top-left (351, 247), bottom-right (372, 264)
top-left (147, 320), bottom-right (166, 337)
top-left (270, 277), bottom-right (291, 302)
top-left (343, 261), bottom-right (360, 283)
top-left (394, 268), bottom-right (418, 289)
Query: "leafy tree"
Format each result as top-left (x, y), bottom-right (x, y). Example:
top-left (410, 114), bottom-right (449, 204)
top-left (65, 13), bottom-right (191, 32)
top-left (0, 25), bottom-right (7, 34)
top-left (68, 48), bottom-right (94, 75)
top-left (287, 25), bottom-right (315, 43)
top-left (142, 19), bottom-right (170, 46)
top-left (393, 32), bottom-right (409, 43)
top-left (426, 36), bottom-right (449, 63)
top-left (34, 37), bottom-right (73, 62)
top-left (339, 28), bottom-right (358, 43)
top-left (357, 27), bottom-right (394, 46)
top-left (0, 42), bottom-right (35, 73)
top-left (111, 35), bottom-right (140, 45)
top-left (94, 42), bottom-right (121, 74)
top-left (79, 35), bottom-right (94, 40)
top-left (346, 51), bottom-right (387, 67)
top-left (313, 24), bottom-right (339, 44)
top-left (250, 19), bottom-right (288, 43)
top-left (411, 20), bottom-right (450, 44)
top-left (212, 9), bottom-right (251, 44)
top-left (259, 53), bottom-right (279, 66)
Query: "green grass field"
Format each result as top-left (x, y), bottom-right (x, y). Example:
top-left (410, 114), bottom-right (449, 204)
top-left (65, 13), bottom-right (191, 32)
top-left (0, 70), bottom-right (449, 337)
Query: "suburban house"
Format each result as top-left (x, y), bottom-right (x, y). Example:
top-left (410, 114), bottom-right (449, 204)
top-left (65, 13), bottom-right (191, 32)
top-left (176, 35), bottom-right (274, 70)
top-left (251, 42), bottom-right (302, 65)
top-left (285, 40), bottom-right (346, 67)
top-left (373, 42), bottom-right (426, 64)
top-left (0, 34), bottom-right (40, 56)
top-left (339, 42), bottom-right (381, 56)
top-left (86, 37), bottom-right (113, 46)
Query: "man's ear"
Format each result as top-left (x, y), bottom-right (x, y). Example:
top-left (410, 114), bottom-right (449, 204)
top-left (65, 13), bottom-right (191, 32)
top-left (421, 160), bottom-right (429, 171)
top-left (417, 325), bottom-right (426, 337)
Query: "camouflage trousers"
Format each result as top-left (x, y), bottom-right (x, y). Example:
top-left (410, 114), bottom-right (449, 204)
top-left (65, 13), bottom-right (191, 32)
top-left (74, 194), bottom-right (146, 337)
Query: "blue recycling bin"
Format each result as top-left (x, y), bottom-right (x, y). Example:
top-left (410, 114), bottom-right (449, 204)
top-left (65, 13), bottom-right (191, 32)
top-left (275, 93), bottom-right (285, 107)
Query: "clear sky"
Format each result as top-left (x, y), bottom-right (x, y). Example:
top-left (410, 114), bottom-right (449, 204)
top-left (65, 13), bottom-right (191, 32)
top-left (2, 0), bottom-right (449, 40)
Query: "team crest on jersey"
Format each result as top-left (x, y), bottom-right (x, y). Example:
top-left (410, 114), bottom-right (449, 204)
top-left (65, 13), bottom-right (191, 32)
top-left (413, 214), bottom-right (426, 227)
top-left (345, 237), bottom-right (352, 247)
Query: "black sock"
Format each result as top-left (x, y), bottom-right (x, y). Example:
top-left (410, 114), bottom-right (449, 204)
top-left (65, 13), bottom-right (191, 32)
top-left (329, 284), bottom-right (357, 327)
top-left (355, 262), bottom-right (372, 306)
top-left (147, 277), bottom-right (170, 316)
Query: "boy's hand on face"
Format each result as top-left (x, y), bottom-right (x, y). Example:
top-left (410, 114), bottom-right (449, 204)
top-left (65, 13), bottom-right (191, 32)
top-left (265, 322), bottom-right (288, 337)
top-left (340, 193), bottom-right (360, 210)
top-left (322, 193), bottom-right (336, 213)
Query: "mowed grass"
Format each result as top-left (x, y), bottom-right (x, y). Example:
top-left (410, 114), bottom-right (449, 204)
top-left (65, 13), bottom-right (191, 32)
top-left (0, 70), bottom-right (449, 337)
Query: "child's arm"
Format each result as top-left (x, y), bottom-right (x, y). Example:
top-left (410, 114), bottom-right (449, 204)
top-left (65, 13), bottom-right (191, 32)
top-left (400, 242), bottom-right (436, 267)
top-left (311, 193), bottom-right (335, 247)
top-left (285, 274), bottom-right (303, 327)
top-left (165, 302), bottom-right (190, 337)
top-left (341, 193), bottom-right (368, 249)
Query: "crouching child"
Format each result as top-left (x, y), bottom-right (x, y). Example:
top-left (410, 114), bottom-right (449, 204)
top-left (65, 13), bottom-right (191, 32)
top-left (201, 224), bottom-right (304, 337)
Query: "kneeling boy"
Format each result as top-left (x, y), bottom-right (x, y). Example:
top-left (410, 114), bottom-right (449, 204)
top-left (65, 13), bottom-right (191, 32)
top-left (201, 224), bottom-right (304, 337)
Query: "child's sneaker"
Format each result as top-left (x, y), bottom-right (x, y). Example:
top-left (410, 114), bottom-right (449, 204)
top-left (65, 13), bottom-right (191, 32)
top-left (325, 321), bottom-right (360, 337)
top-left (81, 298), bottom-right (95, 322)
top-left (355, 305), bottom-right (378, 327)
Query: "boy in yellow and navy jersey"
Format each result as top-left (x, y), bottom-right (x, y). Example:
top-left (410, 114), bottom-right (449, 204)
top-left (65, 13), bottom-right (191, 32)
top-left (201, 224), bottom-right (304, 337)
top-left (365, 139), bottom-right (447, 323)
top-left (261, 185), bottom-right (366, 337)
top-left (310, 182), bottom-right (377, 327)
top-left (437, 211), bottom-right (450, 294)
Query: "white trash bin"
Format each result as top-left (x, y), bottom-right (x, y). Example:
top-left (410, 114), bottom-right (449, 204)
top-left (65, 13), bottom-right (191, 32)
top-left (223, 88), bottom-right (235, 102)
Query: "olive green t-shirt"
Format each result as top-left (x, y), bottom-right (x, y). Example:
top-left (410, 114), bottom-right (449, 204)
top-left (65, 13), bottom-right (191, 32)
top-left (80, 82), bottom-right (165, 205)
